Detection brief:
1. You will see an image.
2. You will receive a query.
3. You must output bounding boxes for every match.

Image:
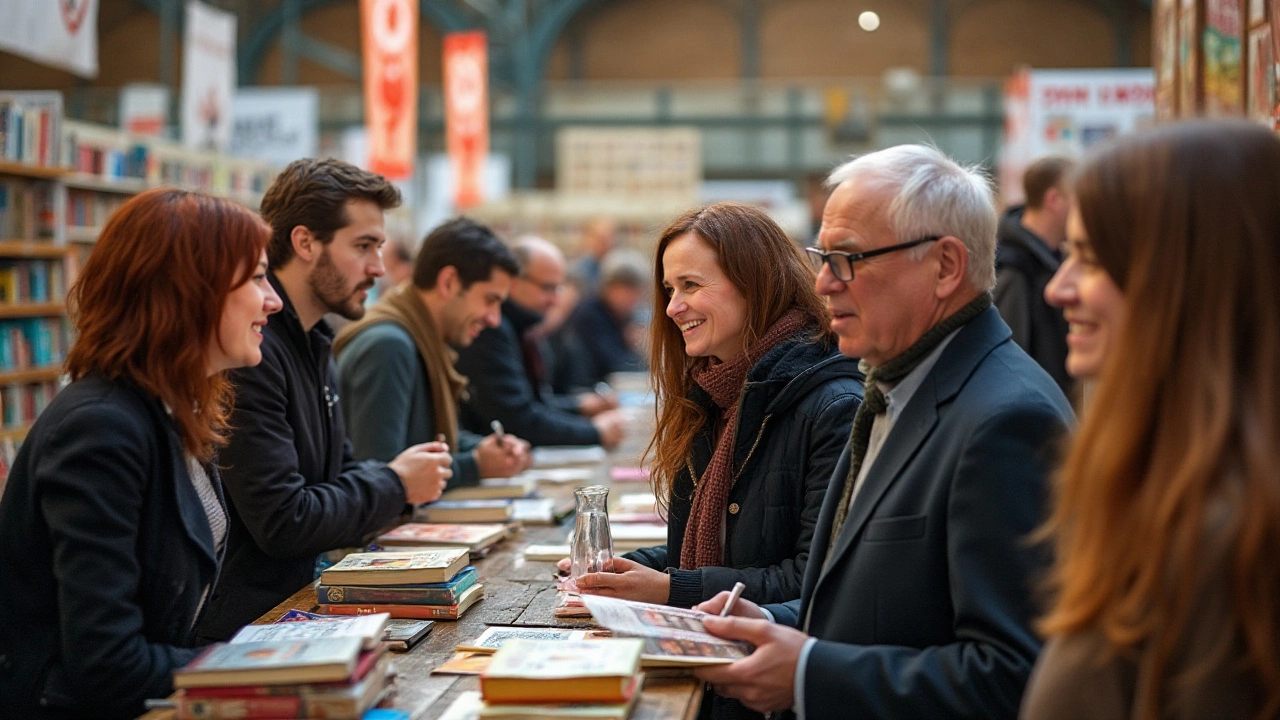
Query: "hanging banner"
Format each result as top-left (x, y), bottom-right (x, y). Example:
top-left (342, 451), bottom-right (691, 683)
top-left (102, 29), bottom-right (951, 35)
top-left (443, 31), bottom-right (489, 209)
top-left (0, 0), bottom-right (99, 78)
top-left (361, 0), bottom-right (418, 180)
top-left (119, 83), bottom-right (170, 137)
top-left (231, 87), bottom-right (319, 167)
top-left (181, 1), bottom-right (237, 152)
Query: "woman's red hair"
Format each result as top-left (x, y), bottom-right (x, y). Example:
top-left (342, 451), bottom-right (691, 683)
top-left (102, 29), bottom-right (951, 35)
top-left (65, 188), bottom-right (270, 461)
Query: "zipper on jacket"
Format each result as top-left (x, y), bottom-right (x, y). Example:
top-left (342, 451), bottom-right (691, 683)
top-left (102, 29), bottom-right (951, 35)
top-left (733, 414), bottom-right (770, 481)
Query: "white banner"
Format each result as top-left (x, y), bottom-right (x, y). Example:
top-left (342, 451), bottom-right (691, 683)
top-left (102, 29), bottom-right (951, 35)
top-left (181, 1), bottom-right (237, 152)
top-left (0, 0), bottom-right (99, 78)
top-left (231, 87), bottom-right (319, 167)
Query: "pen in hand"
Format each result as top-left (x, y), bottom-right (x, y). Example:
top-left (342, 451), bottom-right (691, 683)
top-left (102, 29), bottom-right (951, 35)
top-left (719, 581), bottom-right (747, 617)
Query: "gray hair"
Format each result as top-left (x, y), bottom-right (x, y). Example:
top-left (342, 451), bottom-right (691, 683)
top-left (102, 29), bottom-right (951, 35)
top-left (826, 145), bottom-right (997, 290)
top-left (600, 248), bottom-right (650, 288)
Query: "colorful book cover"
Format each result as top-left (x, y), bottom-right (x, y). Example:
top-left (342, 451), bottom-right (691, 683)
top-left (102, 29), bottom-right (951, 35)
top-left (318, 565), bottom-right (478, 605)
top-left (229, 613), bottom-right (389, 649)
top-left (320, 547), bottom-right (469, 586)
top-left (376, 522), bottom-right (508, 548)
top-left (174, 637), bottom-right (364, 688)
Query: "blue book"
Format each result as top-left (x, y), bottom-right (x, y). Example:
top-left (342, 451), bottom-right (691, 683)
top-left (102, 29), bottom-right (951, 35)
top-left (317, 565), bottom-right (478, 606)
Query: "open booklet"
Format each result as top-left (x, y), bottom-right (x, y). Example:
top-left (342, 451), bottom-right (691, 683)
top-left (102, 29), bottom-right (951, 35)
top-left (578, 595), bottom-right (752, 666)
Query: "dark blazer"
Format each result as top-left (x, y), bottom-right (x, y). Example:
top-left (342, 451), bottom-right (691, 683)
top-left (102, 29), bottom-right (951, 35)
top-left (198, 273), bottom-right (406, 641)
top-left (994, 207), bottom-right (1071, 394)
top-left (0, 377), bottom-right (221, 720)
top-left (765, 306), bottom-right (1073, 720)
top-left (625, 336), bottom-right (863, 608)
top-left (563, 296), bottom-right (645, 386)
top-left (455, 300), bottom-right (601, 446)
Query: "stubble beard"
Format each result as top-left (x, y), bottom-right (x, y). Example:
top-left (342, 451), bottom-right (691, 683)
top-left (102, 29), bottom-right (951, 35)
top-left (310, 247), bottom-right (372, 321)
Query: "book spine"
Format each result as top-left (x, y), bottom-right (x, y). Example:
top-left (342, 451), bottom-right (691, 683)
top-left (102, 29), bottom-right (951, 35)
top-left (317, 570), bottom-right (476, 605)
top-left (320, 603), bottom-right (461, 620)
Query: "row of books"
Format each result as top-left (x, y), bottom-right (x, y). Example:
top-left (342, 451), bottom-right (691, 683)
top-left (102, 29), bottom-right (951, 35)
top-left (0, 317), bottom-right (67, 372)
top-left (66, 188), bottom-right (127, 231)
top-left (0, 259), bottom-right (66, 305)
top-left (65, 134), bottom-right (148, 182)
top-left (0, 94), bottom-right (61, 167)
top-left (1, 380), bottom-right (58, 430)
top-left (317, 546), bottom-right (485, 621)
top-left (0, 179), bottom-right (57, 240)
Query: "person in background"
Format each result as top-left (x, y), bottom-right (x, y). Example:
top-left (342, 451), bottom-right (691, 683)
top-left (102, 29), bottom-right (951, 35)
top-left (197, 158), bottom-right (453, 641)
top-left (0, 189), bottom-right (281, 719)
top-left (564, 247), bottom-right (649, 387)
top-left (692, 145), bottom-right (1072, 720)
top-left (455, 234), bottom-right (628, 448)
top-left (539, 271), bottom-right (590, 395)
top-left (335, 217), bottom-right (531, 481)
top-left (994, 155), bottom-right (1075, 394)
top-left (571, 215), bottom-right (617, 295)
top-left (573, 202), bottom-right (862, 606)
top-left (1023, 119), bottom-right (1280, 719)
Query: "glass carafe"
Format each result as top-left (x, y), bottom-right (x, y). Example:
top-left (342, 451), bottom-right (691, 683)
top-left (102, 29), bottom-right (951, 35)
top-left (570, 485), bottom-right (613, 579)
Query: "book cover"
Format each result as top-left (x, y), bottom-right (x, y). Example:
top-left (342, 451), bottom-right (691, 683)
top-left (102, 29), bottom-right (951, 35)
top-left (456, 626), bottom-right (605, 654)
top-left (174, 637), bottom-right (364, 688)
top-left (318, 565), bottom-right (478, 605)
top-left (320, 582), bottom-right (485, 620)
top-left (479, 687), bottom-right (641, 719)
top-left (443, 477), bottom-right (537, 500)
top-left (271, 610), bottom-right (433, 653)
top-left (578, 595), bottom-right (751, 665)
top-left (480, 639), bottom-right (643, 704)
top-left (230, 613), bottom-right (389, 650)
top-left (320, 547), bottom-right (469, 586)
top-left (376, 523), bottom-right (508, 551)
top-left (423, 499), bottom-right (515, 524)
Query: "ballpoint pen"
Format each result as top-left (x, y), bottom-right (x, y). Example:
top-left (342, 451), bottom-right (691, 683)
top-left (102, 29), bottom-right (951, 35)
top-left (719, 581), bottom-right (747, 617)
top-left (490, 419), bottom-right (506, 443)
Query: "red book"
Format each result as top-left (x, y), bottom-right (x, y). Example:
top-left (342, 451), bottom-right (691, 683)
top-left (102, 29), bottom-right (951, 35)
top-left (183, 648), bottom-right (386, 698)
top-left (320, 583), bottom-right (483, 620)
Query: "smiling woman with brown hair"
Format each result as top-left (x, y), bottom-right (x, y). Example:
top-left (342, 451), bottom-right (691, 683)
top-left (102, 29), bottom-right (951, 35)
top-left (1024, 119), bottom-right (1280, 720)
top-left (0, 188), bottom-right (281, 720)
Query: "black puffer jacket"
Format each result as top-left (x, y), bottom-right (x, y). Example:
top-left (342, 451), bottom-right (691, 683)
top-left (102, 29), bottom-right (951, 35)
top-left (626, 334), bottom-right (863, 608)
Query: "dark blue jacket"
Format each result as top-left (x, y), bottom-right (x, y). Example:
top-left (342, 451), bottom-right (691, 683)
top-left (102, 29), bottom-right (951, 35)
top-left (0, 377), bottom-right (221, 719)
top-left (626, 334), bottom-right (863, 608)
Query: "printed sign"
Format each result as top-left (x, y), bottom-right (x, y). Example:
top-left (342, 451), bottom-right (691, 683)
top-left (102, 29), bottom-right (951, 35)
top-left (361, 0), bottom-right (418, 180)
top-left (231, 87), bottom-right (319, 167)
top-left (443, 31), bottom-right (489, 209)
top-left (0, 0), bottom-right (99, 78)
top-left (181, 1), bottom-right (237, 152)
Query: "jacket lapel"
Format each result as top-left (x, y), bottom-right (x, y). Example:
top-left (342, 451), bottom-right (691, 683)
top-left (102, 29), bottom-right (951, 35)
top-left (161, 418), bottom-right (219, 568)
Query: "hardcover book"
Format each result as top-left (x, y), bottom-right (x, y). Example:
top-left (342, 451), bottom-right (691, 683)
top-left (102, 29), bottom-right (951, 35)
top-left (422, 499), bottom-right (515, 524)
top-left (173, 654), bottom-right (391, 719)
top-left (174, 637), bottom-right (365, 688)
top-left (442, 477), bottom-right (537, 501)
top-left (320, 582), bottom-right (485, 620)
top-left (272, 609), bottom-right (434, 652)
top-left (375, 523), bottom-right (509, 552)
top-left (229, 613), bottom-right (389, 650)
top-left (480, 638), bottom-right (643, 704)
top-left (319, 547), bottom-right (469, 586)
top-left (456, 626), bottom-right (605, 654)
top-left (318, 566), bottom-right (479, 605)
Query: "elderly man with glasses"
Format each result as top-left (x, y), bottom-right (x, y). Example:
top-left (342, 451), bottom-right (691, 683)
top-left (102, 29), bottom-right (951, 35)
top-left (692, 145), bottom-right (1074, 720)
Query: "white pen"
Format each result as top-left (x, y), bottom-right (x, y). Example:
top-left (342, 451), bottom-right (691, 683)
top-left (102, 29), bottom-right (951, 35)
top-left (719, 581), bottom-right (747, 617)
top-left (490, 419), bottom-right (506, 442)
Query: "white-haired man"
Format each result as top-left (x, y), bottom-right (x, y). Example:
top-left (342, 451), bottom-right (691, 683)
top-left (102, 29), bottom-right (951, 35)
top-left (694, 146), bottom-right (1073, 719)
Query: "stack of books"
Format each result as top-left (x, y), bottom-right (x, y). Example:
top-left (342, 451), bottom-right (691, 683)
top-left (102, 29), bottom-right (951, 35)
top-left (476, 638), bottom-right (645, 719)
top-left (317, 547), bottom-right (484, 620)
top-left (420, 498), bottom-right (515, 524)
top-left (172, 623), bottom-right (393, 720)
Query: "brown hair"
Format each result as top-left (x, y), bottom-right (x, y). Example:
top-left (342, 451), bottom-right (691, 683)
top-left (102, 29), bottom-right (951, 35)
top-left (1022, 155), bottom-right (1075, 209)
top-left (259, 157), bottom-right (401, 269)
top-left (65, 188), bottom-right (270, 461)
top-left (645, 202), bottom-right (830, 507)
top-left (1038, 119), bottom-right (1280, 718)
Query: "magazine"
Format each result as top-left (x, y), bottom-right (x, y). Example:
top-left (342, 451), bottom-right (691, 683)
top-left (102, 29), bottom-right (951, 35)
top-left (578, 595), bottom-right (751, 665)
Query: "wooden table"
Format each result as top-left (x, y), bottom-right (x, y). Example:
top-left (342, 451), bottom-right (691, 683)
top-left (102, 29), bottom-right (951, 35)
top-left (144, 378), bottom-right (702, 719)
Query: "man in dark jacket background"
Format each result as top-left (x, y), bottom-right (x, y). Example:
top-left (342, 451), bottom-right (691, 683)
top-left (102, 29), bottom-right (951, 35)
top-left (197, 158), bottom-right (454, 641)
top-left (994, 155), bottom-right (1075, 394)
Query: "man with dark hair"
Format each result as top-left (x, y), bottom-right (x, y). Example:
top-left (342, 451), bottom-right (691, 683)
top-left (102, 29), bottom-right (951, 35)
top-left (334, 218), bottom-right (532, 483)
top-left (198, 158), bottom-right (454, 641)
top-left (563, 248), bottom-right (649, 386)
top-left (456, 236), bottom-right (628, 448)
top-left (994, 155), bottom-right (1076, 393)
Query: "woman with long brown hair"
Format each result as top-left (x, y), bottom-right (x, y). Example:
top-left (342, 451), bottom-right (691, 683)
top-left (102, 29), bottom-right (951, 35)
top-left (574, 202), bottom-right (863, 620)
top-left (1023, 119), bottom-right (1280, 719)
top-left (0, 188), bottom-right (282, 720)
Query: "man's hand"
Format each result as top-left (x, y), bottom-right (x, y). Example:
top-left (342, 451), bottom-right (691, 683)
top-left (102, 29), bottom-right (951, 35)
top-left (575, 557), bottom-right (670, 605)
top-left (695, 590), bottom-right (768, 620)
top-left (474, 433), bottom-right (532, 478)
top-left (389, 441), bottom-right (453, 505)
top-left (693, 615), bottom-right (808, 713)
top-left (578, 390), bottom-right (620, 417)
top-left (591, 410), bottom-right (628, 449)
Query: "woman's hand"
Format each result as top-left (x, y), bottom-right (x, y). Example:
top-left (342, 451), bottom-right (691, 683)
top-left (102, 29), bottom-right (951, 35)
top-left (574, 557), bottom-right (671, 605)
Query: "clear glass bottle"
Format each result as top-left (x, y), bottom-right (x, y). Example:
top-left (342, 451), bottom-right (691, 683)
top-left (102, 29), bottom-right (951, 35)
top-left (570, 485), bottom-right (613, 579)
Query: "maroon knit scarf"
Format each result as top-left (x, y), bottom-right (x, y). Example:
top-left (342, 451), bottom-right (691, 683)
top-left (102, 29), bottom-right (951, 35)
top-left (680, 307), bottom-right (811, 570)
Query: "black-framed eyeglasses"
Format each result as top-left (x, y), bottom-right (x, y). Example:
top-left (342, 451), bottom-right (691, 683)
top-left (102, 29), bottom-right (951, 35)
top-left (806, 236), bottom-right (941, 282)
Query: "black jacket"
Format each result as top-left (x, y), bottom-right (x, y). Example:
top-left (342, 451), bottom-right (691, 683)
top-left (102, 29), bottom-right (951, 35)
top-left (197, 273), bottom-right (407, 641)
top-left (994, 207), bottom-right (1072, 394)
top-left (625, 335), bottom-right (863, 608)
top-left (454, 300), bottom-right (601, 446)
top-left (0, 377), bottom-right (221, 719)
top-left (563, 296), bottom-right (645, 386)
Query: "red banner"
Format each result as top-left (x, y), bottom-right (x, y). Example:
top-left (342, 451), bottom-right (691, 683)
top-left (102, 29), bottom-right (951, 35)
top-left (443, 31), bottom-right (489, 209)
top-left (361, 0), bottom-right (417, 180)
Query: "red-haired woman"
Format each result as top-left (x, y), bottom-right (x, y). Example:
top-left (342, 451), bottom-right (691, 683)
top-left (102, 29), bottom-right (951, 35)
top-left (0, 188), bottom-right (282, 719)
top-left (1023, 119), bottom-right (1280, 718)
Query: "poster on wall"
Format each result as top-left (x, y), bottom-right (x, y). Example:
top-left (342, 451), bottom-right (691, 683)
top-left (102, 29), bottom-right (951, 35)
top-left (443, 31), bottom-right (489, 210)
top-left (1248, 26), bottom-right (1275, 124)
top-left (1179, 0), bottom-right (1200, 114)
top-left (361, 0), bottom-right (418, 180)
top-left (1155, 0), bottom-right (1179, 119)
top-left (231, 88), bottom-right (319, 167)
top-left (0, 0), bottom-right (98, 78)
top-left (1202, 0), bottom-right (1243, 115)
top-left (181, 1), bottom-right (237, 153)
top-left (119, 83), bottom-right (169, 136)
